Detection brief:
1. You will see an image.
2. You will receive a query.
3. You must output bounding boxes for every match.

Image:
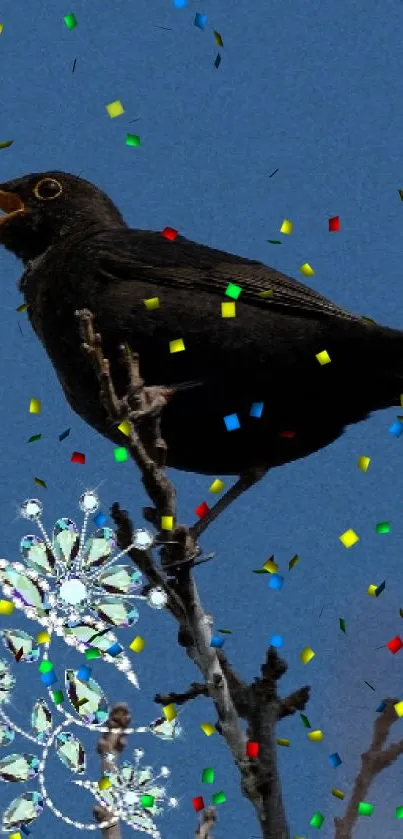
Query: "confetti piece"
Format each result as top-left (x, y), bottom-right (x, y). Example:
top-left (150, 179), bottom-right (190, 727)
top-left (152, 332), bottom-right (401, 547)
top-left (161, 226), bottom-right (178, 240)
top-left (8, 833), bottom-right (22, 839)
top-left (376, 521), bottom-right (390, 534)
top-left (367, 584), bottom-right (377, 596)
top-left (259, 289), bottom-right (274, 298)
top-left (389, 420), bottom-right (403, 437)
top-left (300, 647), bottom-right (315, 664)
top-left (38, 660), bottom-right (53, 673)
top-left (316, 350), bottom-right (331, 365)
top-left (141, 794), bottom-right (155, 808)
top-left (71, 451), bottom-right (85, 464)
top-left (16, 302), bottom-right (28, 312)
top-left (64, 13), bottom-right (77, 29)
top-left (169, 338), bottom-right (185, 353)
top-left (225, 282), bottom-right (242, 299)
top-left (40, 670), bottom-right (57, 686)
top-left (269, 634), bottom-right (284, 648)
top-left (277, 738), bottom-right (291, 748)
top-left (387, 636), bottom-right (403, 654)
top-left (52, 690), bottom-right (64, 704)
top-left (339, 529), bottom-right (359, 548)
top-left (300, 714), bottom-right (311, 728)
top-left (329, 753), bottom-right (342, 767)
top-left (29, 398), bottom-right (41, 414)
top-left (211, 791), bottom-right (226, 805)
top-left (210, 636), bottom-right (225, 648)
top-left (209, 478), bottom-right (225, 493)
top-left (106, 642), bottom-right (123, 657)
top-left (200, 722), bottom-right (216, 736)
top-left (396, 807), bottom-right (403, 818)
top-left (85, 647), bottom-right (102, 660)
top-left (34, 477), bottom-right (47, 489)
top-left (221, 301), bottom-right (236, 317)
top-left (307, 730), bottom-right (323, 742)
top-left (118, 420), bottom-right (131, 436)
top-left (76, 665), bottom-right (91, 682)
top-left (250, 402), bottom-right (264, 418)
top-left (192, 796), bottom-right (204, 812)
top-left (0, 600), bottom-right (14, 615)
top-left (126, 134), bottom-right (140, 147)
top-left (94, 512), bottom-right (107, 527)
top-left (28, 434), bottom-right (42, 443)
top-left (375, 580), bottom-right (386, 597)
top-left (394, 701), bottom-right (403, 717)
top-left (309, 812), bottom-right (324, 828)
top-left (98, 776), bottom-right (111, 790)
top-left (289, 554), bottom-right (300, 570)
top-left (357, 802), bottom-right (374, 816)
top-left (332, 789), bottom-right (345, 800)
top-left (300, 263), bottom-right (315, 276)
top-left (267, 240), bottom-right (282, 245)
top-left (376, 701), bottom-right (386, 713)
top-left (194, 12), bottom-right (207, 29)
top-left (268, 573), bottom-right (284, 591)
top-left (339, 618), bottom-right (346, 633)
top-left (400, 608), bottom-right (403, 618)
top-left (14, 648), bottom-right (23, 662)
top-left (328, 216), bottom-right (340, 232)
top-left (106, 100), bottom-right (125, 118)
top-left (246, 741), bottom-right (259, 758)
top-left (36, 631), bottom-right (50, 644)
top-left (213, 30), bottom-right (224, 47)
top-left (224, 413), bottom-right (240, 431)
top-left (202, 768), bottom-right (215, 783)
top-left (143, 297), bottom-right (159, 311)
top-left (162, 702), bottom-right (178, 722)
top-left (262, 557), bottom-right (278, 573)
top-left (58, 428), bottom-right (70, 441)
top-left (114, 447), bottom-right (128, 463)
top-left (217, 628), bottom-right (232, 634)
top-left (280, 219), bottom-right (293, 234)
top-left (161, 516), bottom-right (174, 530)
top-left (130, 636), bottom-right (145, 653)
top-left (363, 681), bottom-right (375, 691)
top-left (214, 53), bottom-right (221, 69)
top-left (357, 455), bottom-right (371, 472)
top-left (399, 190), bottom-right (403, 201)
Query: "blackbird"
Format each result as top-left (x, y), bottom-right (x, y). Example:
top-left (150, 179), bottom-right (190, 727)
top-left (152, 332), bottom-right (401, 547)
top-left (0, 171), bottom-right (401, 509)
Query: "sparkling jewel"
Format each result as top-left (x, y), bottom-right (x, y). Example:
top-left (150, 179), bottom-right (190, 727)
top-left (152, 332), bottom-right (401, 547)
top-left (79, 490), bottom-right (100, 513)
top-left (0, 660), bottom-right (15, 702)
top-left (0, 752), bottom-right (40, 782)
top-left (59, 578), bottom-right (87, 606)
top-left (52, 519), bottom-right (79, 563)
top-left (0, 722), bottom-right (14, 746)
top-left (31, 699), bottom-right (52, 742)
top-left (84, 528), bottom-right (117, 568)
top-left (2, 630), bottom-right (40, 663)
top-left (20, 535), bottom-right (55, 576)
top-left (55, 732), bottom-right (86, 773)
top-left (95, 598), bottom-right (139, 627)
top-left (147, 587), bottom-right (168, 609)
top-left (2, 791), bottom-right (43, 831)
top-left (65, 669), bottom-right (109, 725)
top-left (97, 565), bottom-right (142, 594)
top-left (131, 529), bottom-right (154, 550)
top-left (20, 500), bottom-right (43, 521)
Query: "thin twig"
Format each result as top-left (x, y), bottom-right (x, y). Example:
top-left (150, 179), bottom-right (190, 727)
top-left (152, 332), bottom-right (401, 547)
top-left (154, 682), bottom-right (209, 706)
top-left (93, 703), bottom-right (131, 839)
top-left (195, 807), bottom-right (217, 839)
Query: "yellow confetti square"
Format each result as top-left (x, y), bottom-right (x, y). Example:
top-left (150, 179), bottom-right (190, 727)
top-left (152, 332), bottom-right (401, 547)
top-left (258, 289), bottom-right (274, 298)
top-left (129, 636), bottom-right (145, 653)
top-left (277, 738), bottom-right (291, 746)
top-left (263, 558), bottom-right (278, 573)
top-left (339, 529), bottom-right (359, 548)
top-left (300, 263), bottom-right (315, 276)
top-left (400, 394), bottom-right (403, 408)
top-left (280, 219), bottom-right (293, 234)
top-left (29, 398), bottom-right (41, 414)
top-left (0, 599), bottom-right (14, 615)
top-left (118, 420), bottom-right (131, 436)
top-left (357, 455), bottom-right (371, 472)
top-left (307, 730), bottom-right (323, 741)
top-left (0, 25), bottom-right (4, 36)
top-left (169, 338), bottom-right (185, 353)
top-left (300, 646), bottom-right (315, 664)
top-left (106, 100), bottom-right (125, 118)
top-left (200, 722), bottom-right (216, 736)
top-left (163, 703), bottom-right (177, 721)
top-left (161, 516), bottom-right (174, 531)
top-left (367, 585), bottom-right (377, 597)
top-left (98, 776), bottom-right (111, 790)
top-left (209, 479), bottom-right (225, 494)
top-left (221, 301), bottom-right (236, 318)
top-left (144, 297), bottom-right (160, 311)
top-left (36, 631), bottom-right (50, 644)
top-left (316, 350), bottom-right (331, 365)
top-left (289, 554), bottom-right (300, 570)
top-left (332, 789), bottom-right (345, 800)
top-left (394, 700), bottom-right (403, 717)
top-left (8, 833), bottom-right (21, 839)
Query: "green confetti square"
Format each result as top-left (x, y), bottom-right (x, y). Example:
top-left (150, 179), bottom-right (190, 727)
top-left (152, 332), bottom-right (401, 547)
top-left (38, 660), bottom-right (54, 673)
top-left (141, 795), bottom-right (155, 808)
top-left (225, 282), bottom-right (242, 300)
top-left (28, 434), bottom-right (42, 443)
top-left (85, 647), bottom-right (102, 660)
top-left (357, 802), bottom-right (374, 816)
top-left (211, 791), bottom-right (226, 805)
top-left (310, 812), bottom-right (324, 828)
top-left (114, 447), bottom-right (129, 463)
top-left (396, 806), bottom-right (403, 819)
top-left (52, 690), bottom-right (64, 705)
top-left (63, 13), bottom-right (77, 29)
top-left (126, 134), bottom-right (141, 147)
top-left (376, 521), bottom-right (390, 534)
top-left (300, 713), bottom-right (311, 728)
top-left (202, 768), bottom-right (215, 783)
top-left (339, 618), bottom-right (346, 633)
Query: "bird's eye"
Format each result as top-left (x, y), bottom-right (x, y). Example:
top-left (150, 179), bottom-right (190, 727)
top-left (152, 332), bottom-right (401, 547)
top-left (33, 178), bottom-right (63, 201)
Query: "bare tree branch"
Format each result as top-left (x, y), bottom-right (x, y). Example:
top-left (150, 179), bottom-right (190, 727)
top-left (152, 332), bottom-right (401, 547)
top-left (93, 703), bottom-right (131, 839)
top-left (334, 697), bottom-right (402, 839)
top-left (195, 807), bottom-right (217, 839)
top-left (154, 682), bottom-right (209, 706)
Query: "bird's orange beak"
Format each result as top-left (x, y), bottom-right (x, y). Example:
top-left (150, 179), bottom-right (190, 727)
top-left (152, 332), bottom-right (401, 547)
top-left (0, 190), bottom-right (25, 224)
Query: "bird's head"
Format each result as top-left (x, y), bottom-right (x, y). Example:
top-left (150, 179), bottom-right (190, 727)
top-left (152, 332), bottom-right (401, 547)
top-left (0, 170), bottom-right (126, 263)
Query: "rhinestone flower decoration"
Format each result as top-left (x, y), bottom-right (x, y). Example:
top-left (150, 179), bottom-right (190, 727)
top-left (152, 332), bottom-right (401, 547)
top-left (0, 492), bottom-right (167, 688)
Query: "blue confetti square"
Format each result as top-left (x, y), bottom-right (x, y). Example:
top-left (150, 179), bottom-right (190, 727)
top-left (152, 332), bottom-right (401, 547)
top-left (375, 580), bottom-right (386, 596)
top-left (269, 634), bottom-right (284, 648)
top-left (268, 574), bottom-right (284, 591)
top-left (106, 642), bottom-right (124, 658)
top-left (194, 12), bottom-right (207, 29)
top-left (76, 665), bottom-right (91, 682)
top-left (173, 0), bottom-right (187, 6)
top-left (328, 752), bottom-right (342, 767)
top-left (224, 413), bottom-right (240, 431)
top-left (389, 420), bottom-right (403, 438)
top-left (21, 826), bottom-right (31, 836)
top-left (93, 511), bottom-right (108, 527)
top-left (250, 402), bottom-right (264, 419)
top-left (210, 636), bottom-right (225, 648)
top-left (376, 701), bottom-right (386, 713)
top-left (40, 670), bottom-right (57, 687)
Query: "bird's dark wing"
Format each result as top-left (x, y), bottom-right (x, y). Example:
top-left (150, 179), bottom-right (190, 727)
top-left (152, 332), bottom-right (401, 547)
top-left (94, 228), bottom-right (361, 322)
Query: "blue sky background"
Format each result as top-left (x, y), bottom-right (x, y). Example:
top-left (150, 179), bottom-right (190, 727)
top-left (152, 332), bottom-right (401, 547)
top-left (0, 1), bottom-right (403, 837)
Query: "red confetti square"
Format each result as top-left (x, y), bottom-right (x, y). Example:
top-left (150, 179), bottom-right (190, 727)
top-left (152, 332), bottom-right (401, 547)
top-left (328, 216), bottom-right (340, 232)
top-left (387, 635), bottom-right (403, 654)
top-left (192, 796), bottom-right (205, 812)
top-left (279, 431), bottom-right (296, 439)
top-left (246, 741), bottom-right (259, 758)
top-left (194, 501), bottom-right (210, 519)
top-left (161, 226), bottom-right (178, 241)
top-left (71, 451), bottom-right (86, 465)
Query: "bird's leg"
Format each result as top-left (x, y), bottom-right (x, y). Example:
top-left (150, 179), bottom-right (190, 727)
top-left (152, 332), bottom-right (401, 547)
top-left (191, 466), bottom-right (269, 539)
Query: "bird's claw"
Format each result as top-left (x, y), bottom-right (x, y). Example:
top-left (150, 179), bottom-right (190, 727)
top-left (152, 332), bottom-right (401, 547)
top-left (126, 385), bottom-right (175, 425)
